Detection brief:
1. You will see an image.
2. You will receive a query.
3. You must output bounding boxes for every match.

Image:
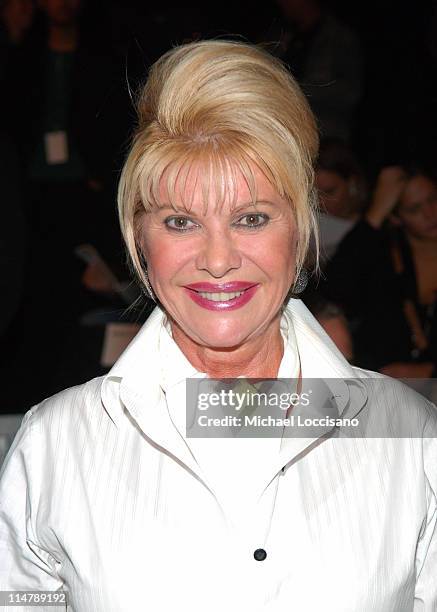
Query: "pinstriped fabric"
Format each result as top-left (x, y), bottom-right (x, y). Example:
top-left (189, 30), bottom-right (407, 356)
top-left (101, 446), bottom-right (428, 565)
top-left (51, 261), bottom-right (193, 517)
top-left (0, 301), bottom-right (436, 611)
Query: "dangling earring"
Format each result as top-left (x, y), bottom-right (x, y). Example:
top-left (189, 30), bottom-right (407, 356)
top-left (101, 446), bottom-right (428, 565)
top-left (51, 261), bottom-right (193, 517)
top-left (292, 268), bottom-right (308, 295)
top-left (143, 266), bottom-right (157, 302)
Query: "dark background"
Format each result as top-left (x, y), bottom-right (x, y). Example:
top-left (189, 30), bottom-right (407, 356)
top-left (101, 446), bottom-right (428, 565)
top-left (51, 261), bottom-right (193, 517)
top-left (91, 0), bottom-right (437, 175)
top-left (8, 0), bottom-right (437, 191)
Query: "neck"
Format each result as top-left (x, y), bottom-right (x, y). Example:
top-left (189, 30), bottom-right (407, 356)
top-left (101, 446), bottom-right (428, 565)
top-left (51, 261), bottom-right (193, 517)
top-left (171, 317), bottom-right (285, 378)
top-left (48, 23), bottom-right (78, 52)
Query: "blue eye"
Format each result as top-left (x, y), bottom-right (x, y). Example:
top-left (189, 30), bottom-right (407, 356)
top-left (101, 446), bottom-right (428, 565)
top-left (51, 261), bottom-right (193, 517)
top-left (235, 213), bottom-right (269, 228)
top-left (164, 216), bottom-right (198, 231)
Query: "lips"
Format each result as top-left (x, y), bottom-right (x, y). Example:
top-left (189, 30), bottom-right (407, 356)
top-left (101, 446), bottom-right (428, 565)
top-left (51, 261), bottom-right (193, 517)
top-left (183, 282), bottom-right (259, 311)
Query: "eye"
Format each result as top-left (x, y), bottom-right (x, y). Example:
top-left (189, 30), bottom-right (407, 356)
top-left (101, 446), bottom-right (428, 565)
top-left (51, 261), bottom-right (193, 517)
top-left (235, 213), bottom-right (269, 228)
top-left (164, 216), bottom-right (198, 231)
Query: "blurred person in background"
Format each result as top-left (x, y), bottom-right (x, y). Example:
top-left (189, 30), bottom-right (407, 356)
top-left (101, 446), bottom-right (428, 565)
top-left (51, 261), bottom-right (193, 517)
top-left (0, 0), bottom-right (129, 409)
top-left (304, 294), bottom-right (354, 362)
top-left (274, 0), bottom-right (363, 142)
top-left (322, 165), bottom-right (437, 377)
top-left (315, 138), bottom-right (367, 262)
top-left (1, 0), bottom-right (121, 191)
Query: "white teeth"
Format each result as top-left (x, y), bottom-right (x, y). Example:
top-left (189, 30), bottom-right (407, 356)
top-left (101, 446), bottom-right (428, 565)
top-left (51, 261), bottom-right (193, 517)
top-left (198, 291), bottom-right (244, 301)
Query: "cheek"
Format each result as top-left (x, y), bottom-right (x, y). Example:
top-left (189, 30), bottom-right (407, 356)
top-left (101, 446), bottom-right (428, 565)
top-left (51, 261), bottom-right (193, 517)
top-left (145, 236), bottom-right (192, 286)
top-left (250, 231), bottom-right (296, 278)
top-left (400, 215), bottom-right (423, 234)
top-left (337, 183), bottom-right (349, 202)
top-left (147, 248), bottom-right (178, 282)
top-left (138, 219), bottom-right (176, 264)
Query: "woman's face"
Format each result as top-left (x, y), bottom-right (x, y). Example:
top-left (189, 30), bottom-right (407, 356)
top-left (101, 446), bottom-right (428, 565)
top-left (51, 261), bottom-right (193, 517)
top-left (315, 169), bottom-right (353, 218)
top-left (396, 175), bottom-right (437, 241)
top-left (138, 163), bottom-right (297, 350)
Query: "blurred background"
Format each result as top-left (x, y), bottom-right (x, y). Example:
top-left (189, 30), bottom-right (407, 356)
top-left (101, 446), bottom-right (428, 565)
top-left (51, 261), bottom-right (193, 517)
top-left (0, 0), bottom-right (436, 430)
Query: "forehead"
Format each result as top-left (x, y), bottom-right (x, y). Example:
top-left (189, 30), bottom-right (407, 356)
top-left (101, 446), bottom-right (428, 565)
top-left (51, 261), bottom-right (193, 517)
top-left (155, 159), bottom-right (286, 214)
top-left (399, 175), bottom-right (437, 209)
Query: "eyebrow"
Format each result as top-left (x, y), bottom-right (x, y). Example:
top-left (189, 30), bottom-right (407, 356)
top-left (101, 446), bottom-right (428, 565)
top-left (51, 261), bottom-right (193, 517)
top-left (400, 191), bottom-right (437, 211)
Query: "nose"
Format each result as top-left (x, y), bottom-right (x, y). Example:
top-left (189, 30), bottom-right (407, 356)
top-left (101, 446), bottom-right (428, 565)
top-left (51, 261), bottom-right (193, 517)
top-left (195, 228), bottom-right (242, 278)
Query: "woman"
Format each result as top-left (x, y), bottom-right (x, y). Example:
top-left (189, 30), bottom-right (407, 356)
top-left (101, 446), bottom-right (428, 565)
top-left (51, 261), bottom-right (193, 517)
top-left (0, 41), bottom-right (436, 611)
top-left (322, 165), bottom-right (437, 376)
top-left (314, 138), bottom-right (367, 262)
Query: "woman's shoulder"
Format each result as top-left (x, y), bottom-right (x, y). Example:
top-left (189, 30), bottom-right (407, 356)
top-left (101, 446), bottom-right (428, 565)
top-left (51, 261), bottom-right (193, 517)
top-left (0, 377), bottom-right (112, 493)
top-left (22, 376), bottom-right (108, 435)
top-left (349, 366), bottom-right (437, 436)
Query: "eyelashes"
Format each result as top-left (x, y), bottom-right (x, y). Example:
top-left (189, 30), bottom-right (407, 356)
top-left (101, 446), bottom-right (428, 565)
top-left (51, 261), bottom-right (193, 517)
top-left (236, 213), bottom-right (269, 228)
top-left (164, 216), bottom-right (198, 231)
top-left (164, 213), bottom-right (270, 232)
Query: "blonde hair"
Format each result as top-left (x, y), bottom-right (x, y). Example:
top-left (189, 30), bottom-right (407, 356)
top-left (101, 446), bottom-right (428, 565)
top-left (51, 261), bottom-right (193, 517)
top-left (118, 39), bottom-right (319, 292)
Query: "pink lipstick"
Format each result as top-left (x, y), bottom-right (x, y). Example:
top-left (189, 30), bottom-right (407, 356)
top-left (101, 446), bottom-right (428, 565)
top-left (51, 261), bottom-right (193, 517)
top-left (183, 281), bottom-right (259, 311)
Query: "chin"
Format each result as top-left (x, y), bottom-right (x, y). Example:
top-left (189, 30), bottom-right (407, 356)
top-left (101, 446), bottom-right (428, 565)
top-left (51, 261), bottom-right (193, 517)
top-left (190, 322), bottom-right (256, 350)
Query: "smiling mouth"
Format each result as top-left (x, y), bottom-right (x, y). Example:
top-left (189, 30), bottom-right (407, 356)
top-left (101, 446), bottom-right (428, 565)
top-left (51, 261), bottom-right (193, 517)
top-left (184, 283), bottom-right (259, 310)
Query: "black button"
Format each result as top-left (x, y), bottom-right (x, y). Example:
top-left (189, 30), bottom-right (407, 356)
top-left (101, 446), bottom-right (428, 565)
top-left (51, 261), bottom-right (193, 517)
top-left (254, 548), bottom-right (267, 561)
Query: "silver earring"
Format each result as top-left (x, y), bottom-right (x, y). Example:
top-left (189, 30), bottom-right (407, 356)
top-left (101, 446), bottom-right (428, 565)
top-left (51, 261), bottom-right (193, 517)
top-left (292, 268), bottom-right (308, 295)
top-left (143, 266), bottom-right (157, 302)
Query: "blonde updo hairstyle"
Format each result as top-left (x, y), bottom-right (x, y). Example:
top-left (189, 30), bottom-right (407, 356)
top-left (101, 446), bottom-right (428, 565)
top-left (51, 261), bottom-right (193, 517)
top-left (118, 40), bottom-right (319, 294)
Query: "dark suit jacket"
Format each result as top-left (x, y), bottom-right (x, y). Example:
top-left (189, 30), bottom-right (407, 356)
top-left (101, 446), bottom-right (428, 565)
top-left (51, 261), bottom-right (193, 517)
top-left (0, 29), bottom-right (131, 186)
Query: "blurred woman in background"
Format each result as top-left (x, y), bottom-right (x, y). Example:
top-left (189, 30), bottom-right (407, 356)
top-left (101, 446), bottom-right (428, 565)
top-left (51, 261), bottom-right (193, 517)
top-left (314, 138), bottom-right (367, 262)
top-left (323, 165), bottom-right (437, 376)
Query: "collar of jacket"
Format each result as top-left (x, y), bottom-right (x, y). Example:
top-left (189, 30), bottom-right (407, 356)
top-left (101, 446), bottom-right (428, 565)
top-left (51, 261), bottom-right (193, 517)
top-left (100, 299), bottom-right (368, 496)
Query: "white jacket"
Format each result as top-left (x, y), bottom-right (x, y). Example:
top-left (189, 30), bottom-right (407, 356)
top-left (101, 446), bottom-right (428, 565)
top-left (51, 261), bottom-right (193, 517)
top-left (0, 299), bottom-right (436, 611)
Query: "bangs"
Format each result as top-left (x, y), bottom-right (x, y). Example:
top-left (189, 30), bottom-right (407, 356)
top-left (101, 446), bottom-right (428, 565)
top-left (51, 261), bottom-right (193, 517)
top-left (135, 138), bottom-right (289, 216)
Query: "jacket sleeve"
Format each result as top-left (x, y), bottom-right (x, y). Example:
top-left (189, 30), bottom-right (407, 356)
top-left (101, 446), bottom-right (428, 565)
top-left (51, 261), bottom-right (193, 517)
top-left (414, 407), bottom-right (437, 610)
top-left (0, 410), bottom-right (64, 594)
